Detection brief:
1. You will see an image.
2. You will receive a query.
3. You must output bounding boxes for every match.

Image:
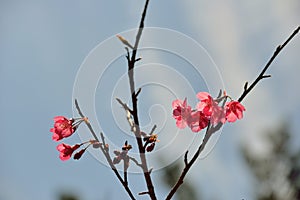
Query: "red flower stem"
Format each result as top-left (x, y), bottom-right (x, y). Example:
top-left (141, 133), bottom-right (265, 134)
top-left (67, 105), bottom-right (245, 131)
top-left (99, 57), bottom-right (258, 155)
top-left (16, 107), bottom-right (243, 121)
top-left (166, 26), bottom-right (300, 200)
top-left (74, 99), bottom-right (136, 200)
top-left (238, 26), bottom-right (300, 103)
top-left (126, 0), bottom-right (157, 199)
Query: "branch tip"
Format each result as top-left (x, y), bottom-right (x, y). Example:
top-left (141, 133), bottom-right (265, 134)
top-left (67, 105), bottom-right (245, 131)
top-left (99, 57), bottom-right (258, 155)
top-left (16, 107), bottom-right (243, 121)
top-left (262, 75), bottom-right (271, 79)
top-left (138, 191), bottom-right (149, 195)
top-left (184, 151), bottom-right (189, 165)
top-left (149, 167), bottom-right (153, 174)
top-left (238, 26), bottom-right (300, 103)
top-left (244, 82), bottom-right (248, 91)
top-left (135, 88), bottom-right (142, 98)
top-left (117, 35), bottom-right (134, 49)
top-left (135, 57), bottom-right (142, 62)
top-left (150, 125), bottom-right (157, 135)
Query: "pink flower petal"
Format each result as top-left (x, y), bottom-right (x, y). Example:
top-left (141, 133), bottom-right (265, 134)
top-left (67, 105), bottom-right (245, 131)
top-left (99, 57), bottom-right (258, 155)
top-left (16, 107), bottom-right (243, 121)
top-left (176, 119), bottom-right (187, 129)
top-left (225, 101), bottom-right (245, 123)
top-left (196, 92), bottom-right (210, 101)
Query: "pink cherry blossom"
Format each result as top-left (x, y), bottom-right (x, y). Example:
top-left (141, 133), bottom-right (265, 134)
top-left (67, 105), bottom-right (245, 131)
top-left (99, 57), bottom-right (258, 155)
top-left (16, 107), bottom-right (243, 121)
top-left (225, 101), bottom-right (246, 122)
top-left (57, 143), bottom-right (80, 161)
top-left (196, 92), bottom-right (218, 117)
top-left (50, 116), bottom-right (75, 141)
top-left (210, 105), bottom-right (226, 125)
top-left (196, 92), bottom-right (226, 124)
top-left (188, 111), bottom-right (209, 132)
top-left (172, 98), bottom-right (192, 129)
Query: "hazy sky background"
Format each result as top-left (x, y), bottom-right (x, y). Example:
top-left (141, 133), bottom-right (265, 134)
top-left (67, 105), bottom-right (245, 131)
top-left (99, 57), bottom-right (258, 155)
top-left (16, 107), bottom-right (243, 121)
top-left (1, 0), bottom-right (300, 200)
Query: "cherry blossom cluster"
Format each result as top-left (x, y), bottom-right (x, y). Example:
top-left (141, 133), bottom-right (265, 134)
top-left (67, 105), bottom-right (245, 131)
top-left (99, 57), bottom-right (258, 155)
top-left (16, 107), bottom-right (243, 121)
top-left (172, 92), bottom-right (245, 132)
top-left (50, 116), bottom-right (99, 161)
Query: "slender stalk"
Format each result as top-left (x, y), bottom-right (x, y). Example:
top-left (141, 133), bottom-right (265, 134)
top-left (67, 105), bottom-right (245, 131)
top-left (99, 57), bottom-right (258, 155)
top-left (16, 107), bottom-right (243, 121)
top-left (75, 99), bottom-right (136, 200)
top-left (166, 26), bottom-right (300, 199)
top-left (125, 0), bottom-right (157, 199)
top-left (165, 123), bottom-right (222, 200)
top-left (238, 26), bottom-right (300, 103)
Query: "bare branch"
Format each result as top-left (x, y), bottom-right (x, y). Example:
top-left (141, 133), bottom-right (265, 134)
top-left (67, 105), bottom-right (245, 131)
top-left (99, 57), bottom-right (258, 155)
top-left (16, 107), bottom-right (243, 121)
top-left (139, 191), bottom-right (149, 196)
top-left (124, 0), bottom-right (157, 199)
top-left (75, 99), bottom-right (99, 142)
top-left (243, 82), bottom-right (248, 91)
top-left (150, 125), bottom-right (157, 135)
top-left (75, 99), bottom-right (136, 200)
top-left (135, 87), bottom-right (142, 98)
top-left (128, 156), bottom-right (143, 168)
top-left (166, 123), bottom-right (223, 200)
top-left (184, 151), bottom-right (188, 166)
top-left (100, 132), bottom-right (106, 146)
top-left (238, 26), bottom-right (300, 103)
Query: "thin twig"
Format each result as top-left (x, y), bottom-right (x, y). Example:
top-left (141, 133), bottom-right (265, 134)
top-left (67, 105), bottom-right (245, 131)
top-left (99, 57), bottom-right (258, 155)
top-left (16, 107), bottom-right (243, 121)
top-left (150, 125), bottom-right (157, 135)
top-left (129, 156), bottom-right (143, 168)
top-left (124, 161), bottom-right (128, 186)
top-left (165, 123), bottom-right (222, 200)
top-left (135, 88), bottom-right (142, 98)
top-left (238, 26), bottom-right (300, 103)
top-left (125, 0), bottom-right (157, 199)
top-left (75, 99), bottom-right (99, 142)
top-left (74, 99), bottom-right (136, 200)
top-left (100, 132), bottom-right (106, 146)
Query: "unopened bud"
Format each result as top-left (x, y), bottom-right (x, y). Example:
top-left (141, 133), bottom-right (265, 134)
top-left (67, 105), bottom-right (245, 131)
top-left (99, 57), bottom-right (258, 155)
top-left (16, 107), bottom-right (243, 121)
top-left (74, 149), bottom-right (86, 160)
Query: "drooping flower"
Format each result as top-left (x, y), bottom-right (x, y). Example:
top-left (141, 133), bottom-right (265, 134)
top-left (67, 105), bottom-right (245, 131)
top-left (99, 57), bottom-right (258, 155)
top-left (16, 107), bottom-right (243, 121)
top-left (50, 116), bottom-right (76, 141)
top-left (57, 143), bottom-right (81, 161)
top-left (188, 111), bottom-right (209, 132)
top-left (172, 98), bottom-right (192, 129)
top-left (50, 116), bottom-right (87, 141)
top-left (225, 101), bottom-right (246, 122)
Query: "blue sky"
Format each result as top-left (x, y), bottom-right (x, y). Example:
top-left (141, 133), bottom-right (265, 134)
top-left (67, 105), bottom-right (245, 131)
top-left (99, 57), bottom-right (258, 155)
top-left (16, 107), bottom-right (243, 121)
top-left (1, 0), bottom-right (300, 200)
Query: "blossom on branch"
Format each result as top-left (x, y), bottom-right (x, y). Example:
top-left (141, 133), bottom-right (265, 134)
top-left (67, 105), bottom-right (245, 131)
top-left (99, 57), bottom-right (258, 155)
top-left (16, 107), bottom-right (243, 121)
top-left (196, 92), bottom-right (216, 116)
top-left (172, 98), bottom-right (192, 129)
top-left (196, 92), bottom-right (226, 124)
top-left (50, 116), bottom-right (86, 141)
top-left (57, 143), bottom-right (81, 161)
top-left (188, 111), bottom-right (209, 132)
top-left (172, 92), bottom-right (246, 132)
top-left (225, 101), bottom-right (246, 122)
top-left (210, 105), bottom-right (226, 125)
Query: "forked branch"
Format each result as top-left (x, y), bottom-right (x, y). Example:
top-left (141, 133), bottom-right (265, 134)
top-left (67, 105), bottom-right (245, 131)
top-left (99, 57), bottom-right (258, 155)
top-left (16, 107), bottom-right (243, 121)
top-left (166, 26), bottom-right (300, 200)
top-left (123, 0), bottom-right (157, 199)
top-left (238, 26), bottom-right (300, 103)
top-left (75, 99), bottom-right (136, 200)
